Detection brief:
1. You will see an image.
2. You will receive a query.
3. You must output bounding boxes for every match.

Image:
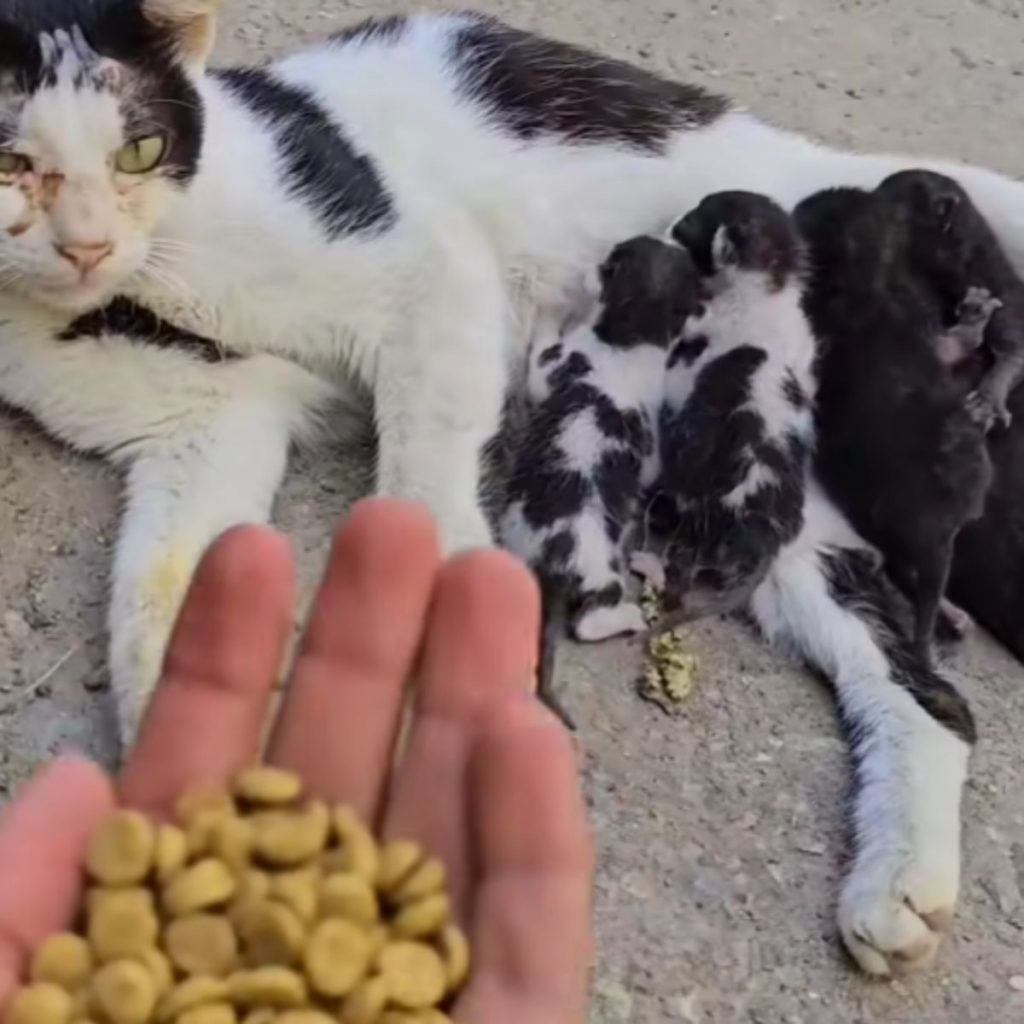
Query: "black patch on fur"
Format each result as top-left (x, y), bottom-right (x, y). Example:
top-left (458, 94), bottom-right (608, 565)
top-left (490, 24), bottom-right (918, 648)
top-left (450, 15), bottom-right (728, 152)
top-left (330, 15), bottom-right (407, 47)
top-left (538, 343), bottom-right (563, 367)
top-left (0, 0), bottom-right (204, 184)
top-left (547, 351), bottom-right (592, 391)
top-left (667, 334), bottom-right (709, 369)
top-left (214, 67), bottom-right (395, 238)
top-left (541, 529), bottom-right (575, 567)
top-left (59, 296), bottom-right (232, 362)
top-left (822, 547), bottom-right (976, 744)
top-left (782, 369), bottom-right (808, 410)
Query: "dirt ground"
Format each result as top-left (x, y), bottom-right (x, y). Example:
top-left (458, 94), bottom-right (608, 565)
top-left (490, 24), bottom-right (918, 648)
top-left (2, 1), bottom-right (1024, 1021)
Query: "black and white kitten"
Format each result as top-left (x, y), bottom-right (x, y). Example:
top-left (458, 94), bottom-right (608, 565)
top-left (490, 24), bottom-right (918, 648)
top-left (634, 192), bottom-right (815, 619)
top-left (501, 236), bottom-right (699, 704)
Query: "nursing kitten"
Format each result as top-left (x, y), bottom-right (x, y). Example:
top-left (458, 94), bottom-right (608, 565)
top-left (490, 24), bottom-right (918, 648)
top-left (797, 184), bottom-right (993, 663)
top-left (501, 236), bottom-right (699, 715)
top-left (1, 1), bottom-right (1022, 973)
top-left (877, 169), bottom-right (1024, 429)
top-left (634, 192), bottom-right (815, 620)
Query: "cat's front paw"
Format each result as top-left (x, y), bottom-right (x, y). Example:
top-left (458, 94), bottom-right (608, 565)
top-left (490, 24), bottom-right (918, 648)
top-left (629, 550), bottom-right (666, 589)
top-left (838, 842), bottom-right (959, 976)
top-left (574, 601), bottom-right (647, 642)
top-left (966, 387), bottom-right (1011, 430)
top-left (435, 505), bottom-right (495, 555)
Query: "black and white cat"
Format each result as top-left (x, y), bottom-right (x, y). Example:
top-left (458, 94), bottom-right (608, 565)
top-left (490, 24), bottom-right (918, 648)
top-left (502, 236), bottom-right (698, 644)
top-left (0, 0), bottom-right (1020, 975)
top-left (635, 192), bottom-right (815, 620)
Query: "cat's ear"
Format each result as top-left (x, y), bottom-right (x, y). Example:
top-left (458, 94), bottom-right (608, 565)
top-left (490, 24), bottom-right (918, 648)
top-left (142, 0), bottom-right (225, 72)
top-left (711, 224), bottom-right (739, 268)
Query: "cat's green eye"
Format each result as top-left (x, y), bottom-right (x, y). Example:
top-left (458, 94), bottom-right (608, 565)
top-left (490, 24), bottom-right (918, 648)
top-left (0, 151), bottom-right (31, 176)
top-left (115, 135), bottom-right (167, 175)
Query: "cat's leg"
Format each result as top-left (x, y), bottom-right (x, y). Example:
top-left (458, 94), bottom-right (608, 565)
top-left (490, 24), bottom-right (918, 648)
top-left (375, 228), bottom-right (511, 554)
top-left (750, 500), bottom-right (975, 976)
top-left (0, 335), bottom-right (333, 740)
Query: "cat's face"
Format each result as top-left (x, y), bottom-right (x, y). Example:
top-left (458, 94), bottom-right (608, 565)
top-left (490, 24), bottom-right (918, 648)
top-left (0, 0), bottom-right (218, 312)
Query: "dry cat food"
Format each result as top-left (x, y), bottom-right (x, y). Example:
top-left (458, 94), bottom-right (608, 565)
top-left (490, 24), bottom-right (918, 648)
top-left (6, 767), bottom-right (469, 1024)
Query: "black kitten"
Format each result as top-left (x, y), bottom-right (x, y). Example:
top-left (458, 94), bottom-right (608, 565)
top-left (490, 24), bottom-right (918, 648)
top-left (796, 184), bottom-right (993, 662)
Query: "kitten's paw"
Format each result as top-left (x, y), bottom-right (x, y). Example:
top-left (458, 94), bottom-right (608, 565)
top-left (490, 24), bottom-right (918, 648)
top-left (936, 598), bottom-right (974, 642)
top-left (838, 845), bottom-right (959, 976)
top-left (966, 388), bottom-right (1011, 430)
top-left (574, 602), bottom-right (647, 642)
top-left (629, 550), bottom-right (666, 589)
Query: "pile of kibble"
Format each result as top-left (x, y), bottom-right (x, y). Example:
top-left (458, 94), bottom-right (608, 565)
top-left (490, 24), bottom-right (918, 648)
top-left (5, 767), bottom-right (469, 1024)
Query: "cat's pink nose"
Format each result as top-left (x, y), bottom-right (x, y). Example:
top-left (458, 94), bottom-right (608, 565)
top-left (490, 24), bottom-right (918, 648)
top-left (55, 241), bottom-right (114, 275)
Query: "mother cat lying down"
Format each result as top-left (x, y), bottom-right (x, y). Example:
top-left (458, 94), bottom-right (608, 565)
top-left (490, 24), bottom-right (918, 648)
top-left (1, 0), bottom-right (1023, 974)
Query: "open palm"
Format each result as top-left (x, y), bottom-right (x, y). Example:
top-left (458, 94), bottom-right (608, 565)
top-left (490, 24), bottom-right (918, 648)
top-left (0, 501), bottom-right (593, 1024)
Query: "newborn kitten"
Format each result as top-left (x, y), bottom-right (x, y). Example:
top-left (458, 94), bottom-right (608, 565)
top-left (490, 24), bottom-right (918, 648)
top-left (636, 192), bottom-right (815, 619)
top-left (797, 184), bottom-right (993, 662)
top-left (501, 236), bottom-right (700, 713)
top-left (878, 169), bottom-right (1024, 429)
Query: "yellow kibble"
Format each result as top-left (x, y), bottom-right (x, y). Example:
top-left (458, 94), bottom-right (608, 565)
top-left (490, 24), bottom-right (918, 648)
top-left (6, 984), bottom-right (73, 1024)
top-left (69, 986), bottom-right (96, 1022)
top-left (234, 768), bottom-right (302, 806)
top-left (157, 978), bottom-right (230, 1022)
top-left (303, 920), bottom-right (372, 998)
top-left (251, 803), bottom-right (329, 867)
top-left (269, 868), bottom-right (319, 924)
top-left (436, 924), bottom-right (470, 993)
top-left (210, 818), bottom-right (253, 875)
top-left (226, 968), bottom-right (307, 1008)
top-left (177, 1005), bottom-right (237, 1024)
top-left (92, 960), bottom-right (157, 1024)
top-left (155, 825), bottom-right (188, 883)
top-left (376, 842), bottom-right (422, 895)
top-left (331, 810), bottom-right (379, 884)
top-left (175, 787), bottom-right (235, 827)
top-left (390, 859), bottom-right (445, 905)
top-left (231, 870), bottom-right (271, 911)
top-left (319, 873), bottom-right (379, 928)
top-left (375, 943), bottom-right (446, 1011)
top-left (165, 914), bottom-right (239, 977)
top-left (274, 1013), bottom-right (333, 1024)
top-left (233, 901), bottom-right (305, 968)
top-left (239, 1012), bottom-right (276, 1024)
top-left (339, 976), bottom-right (390, 1024)
top-left (164, 859), bottom-right (237, 916)
top-left (390, 895), bottom-right (450, 941)
top-left (87, 889), bottom-right (159, 963)
top-left (132, 948), bottom-right (174, 997)
top-left (379, 1013), bottom-right (450, 1024)
top-left (30, 934), bottom-right (93, 990)
top-left (85, 812), bottom-right (155, 886)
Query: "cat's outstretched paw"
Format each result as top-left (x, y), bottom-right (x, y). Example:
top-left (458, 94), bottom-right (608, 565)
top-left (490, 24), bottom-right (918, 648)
top-left (629, 550), bottom-right (666, 589)
top-left (574, 601), bottom-right (647, 642)
top-left (838, 847), bottom-right (959, 976)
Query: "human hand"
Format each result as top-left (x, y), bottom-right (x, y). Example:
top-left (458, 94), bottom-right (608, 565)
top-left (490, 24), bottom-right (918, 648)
top-left (0, 500), bottom-right (594, 1024)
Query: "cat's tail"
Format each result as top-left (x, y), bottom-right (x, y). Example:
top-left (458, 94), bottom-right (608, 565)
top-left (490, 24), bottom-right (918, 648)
top-left (536, 573), bottom-right (576, 730)
top-left (747, 487), bottom-right (974, 977)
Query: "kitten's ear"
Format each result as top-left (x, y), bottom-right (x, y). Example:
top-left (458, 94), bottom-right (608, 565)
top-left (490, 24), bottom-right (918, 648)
top-left (935, 193), bottom-right (960, 234)
top-left (142, 0), bottom-right (224, 71)
top-left (711, 225), bottom-right (739, 268)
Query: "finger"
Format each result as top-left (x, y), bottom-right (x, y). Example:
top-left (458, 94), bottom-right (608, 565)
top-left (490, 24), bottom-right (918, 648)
top-left (455, 701), bottom-right (593, 1024)
top-left (269, 500), bottom-right (440, 822)
top-left (383, 550), bottom-right (541, 911)
top-left (119, 526), bottom-right (295, 815)
top-left (0, 758), bottom-right (113, 1003)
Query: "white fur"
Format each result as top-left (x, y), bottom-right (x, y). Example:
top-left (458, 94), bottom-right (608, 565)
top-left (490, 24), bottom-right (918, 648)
top-left (750, 485), bottom-right (970, 976)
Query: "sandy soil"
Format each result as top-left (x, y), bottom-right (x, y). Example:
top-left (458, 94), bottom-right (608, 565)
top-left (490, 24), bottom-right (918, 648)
top-left (2, 1), bottom-right (1024, 1021)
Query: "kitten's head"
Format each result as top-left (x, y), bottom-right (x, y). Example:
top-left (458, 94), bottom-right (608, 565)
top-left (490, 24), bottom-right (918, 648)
top-left (0, 0), bottom-right (221, 311)
top-left (594, 235), bottom-right (700, 348)
top-left (671, 191), bottom-right (800, 293)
